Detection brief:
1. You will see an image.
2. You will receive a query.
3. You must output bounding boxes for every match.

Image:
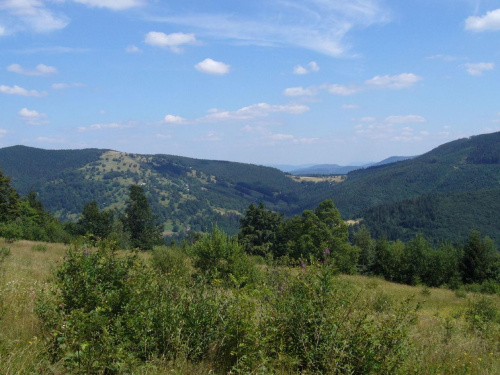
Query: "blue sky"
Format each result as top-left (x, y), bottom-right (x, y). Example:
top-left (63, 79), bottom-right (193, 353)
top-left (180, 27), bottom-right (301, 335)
top-left (1, 0), bottom-right (499, 165)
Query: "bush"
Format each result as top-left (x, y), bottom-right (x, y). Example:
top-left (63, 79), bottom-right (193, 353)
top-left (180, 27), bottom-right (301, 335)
top-left (191, 227), bottom-right (260, 287)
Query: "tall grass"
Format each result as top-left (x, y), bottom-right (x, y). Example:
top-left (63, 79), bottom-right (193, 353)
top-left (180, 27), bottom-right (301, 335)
top-left (0, 238), bottom-right (499, 374)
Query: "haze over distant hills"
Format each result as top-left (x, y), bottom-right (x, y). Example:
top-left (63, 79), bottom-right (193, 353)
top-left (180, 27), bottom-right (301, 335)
top-left (0, 131), bottom-right (499, 246)
top-left (271, 155), bottom-right (416, 175)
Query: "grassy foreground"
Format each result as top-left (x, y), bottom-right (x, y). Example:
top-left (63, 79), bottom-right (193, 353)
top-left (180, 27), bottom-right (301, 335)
top-left (0, 239), bottom-right (499, 374)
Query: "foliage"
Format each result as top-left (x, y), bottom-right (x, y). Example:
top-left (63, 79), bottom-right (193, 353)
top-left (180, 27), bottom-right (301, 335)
top-left (123, 185), bottom-right (163, 250)
top-left (191, 227), bottom-right (259, 287)
top-left (75, 201), bottom-right (114, 245)
top-left (238, 202), bottom-right (282, 256)
top-left (461, 230), bottom-right (499, 284)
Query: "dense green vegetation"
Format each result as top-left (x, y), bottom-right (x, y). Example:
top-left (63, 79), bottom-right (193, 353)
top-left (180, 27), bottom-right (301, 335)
top-left (2, 132), bottom-right (500, 245)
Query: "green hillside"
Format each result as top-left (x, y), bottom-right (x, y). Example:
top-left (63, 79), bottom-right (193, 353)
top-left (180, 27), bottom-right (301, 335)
top-left (0, 147), bottom-right (329, 235)
top-left (1, 131), bottom-right (499, 242)
top-left (323, 132), bottom-right (500, 219)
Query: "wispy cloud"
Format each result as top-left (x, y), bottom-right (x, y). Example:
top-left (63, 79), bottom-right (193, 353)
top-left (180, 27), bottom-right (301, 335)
top-left (0, 84), bottom-right (47, 97)
top-left (195, 58), bottom-right (230, 75)
top-left (365, 73), bottom-right (423, 89)
top-left (201, 103), bottom-right (309, 122)
top-left (464, 62), bottom-right (494, 76)
top-left (293, 61), bottom-right (320, 74)
top-left (283, 86), bottom-right (317, 97)
top-left (242, 125), bottom-right (319, 146)
top-left (465, 8), bottom-right (500, 31)
top-left (77, 122), bottom-right (130, 132)
top-left (147, 0), bottom-right (391, 56)
top-left (354, 114), bottom-right (428, 141)
top-left (51, 82), bottom-right (86, 90)
top-left (125, 44), bottom-right (142, 53)
top-left (7, 63), bottom-right (57, 76)
top-left (73, 0), bottom-right (146, 11)
top-left (0, 0), bottom-right (69, 34)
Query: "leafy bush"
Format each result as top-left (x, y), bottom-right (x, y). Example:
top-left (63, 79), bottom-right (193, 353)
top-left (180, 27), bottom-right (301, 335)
top-left (191, 227), bottom-right (260, 287)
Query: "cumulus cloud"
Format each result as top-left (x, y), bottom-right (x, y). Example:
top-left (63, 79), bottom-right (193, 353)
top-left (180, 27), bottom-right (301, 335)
top-left (19, 107), bottom-right (48, 125)
top-left (7, 63), bottom-right (57, 76)
top-left (465, 9), bottom-right (500, 31)
top-left (78, 123), bottom-right (129, 132)
top-left (145, 31), bottom-right (197, 52)
top-left (195, 58), bottom-right (230, 75)
top-left (0, 0), bottom-right (69, 33)
top-left (242, 125), bottom-right (319, 146)
top-left (293, 61), bottom-right (320, 74)
top-left (0, 84), bottom-right (47, 97)
top-left (283, 86), bottom-right (316, 96)
top-left (365, 73), bottom-right (423, 89)
top-left (164, 114), bottom-right (186, 124)
top-left (73, 0), bottom-right (145, 10)
top-left (464, 62), bottom-right (494, 76)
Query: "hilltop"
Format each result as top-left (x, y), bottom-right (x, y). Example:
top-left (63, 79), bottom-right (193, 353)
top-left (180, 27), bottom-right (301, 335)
top-left (0, 131), bottom-right (500, 244)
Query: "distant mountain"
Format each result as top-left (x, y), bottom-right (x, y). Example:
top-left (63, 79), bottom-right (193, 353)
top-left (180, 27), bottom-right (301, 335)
top-left (285, 156), bottom-right (416, 176)
top-left (267, 164), bottom-right (316, 173)
top-left (368, 155), bottom-right (416, 167)
top-left (290, 164), bottom-right (360, 175)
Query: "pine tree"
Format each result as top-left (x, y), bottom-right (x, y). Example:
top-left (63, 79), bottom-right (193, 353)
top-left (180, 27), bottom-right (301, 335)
top-left (123, 185), bottom-right (163, 250)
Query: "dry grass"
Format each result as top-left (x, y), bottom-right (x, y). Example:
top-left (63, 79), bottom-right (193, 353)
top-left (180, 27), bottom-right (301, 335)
top-left (1, 240), bottom-right (499, 374)
top-left (287, 175), bottom-right (347, 183)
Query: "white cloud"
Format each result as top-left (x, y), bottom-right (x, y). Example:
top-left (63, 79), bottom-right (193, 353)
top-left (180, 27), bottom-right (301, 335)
top-left (342, 104), bottom-right (359, 109)
top-left (51, 82), bottom-right (85, 90)
top-left (242, 125), bottom-right (318, 146)
top-left (0, 0), bottom-right (69, 33)
top-left (0, 84), bottom-right (47, 97)
top-left (19, 107), bottom-right (48, 125)
top-left (125, 44), bottom-right (141, 53)
top-left (78, 122), bottom-right (129, 131)
top-left (464, 62), bottom-right (494, 76)
top-left (465, 9), bottom-right (500, 31)
top-left (164, 114), bottom-right (186, 124)
top-left (73, 0), bottom-right (145, 10)
top-left (145, 31), bottom-right (197, 52)
top-left (293, 61), bottom-right (320, 74)
top-left (204, 103), bottom-right (309, 121)
top-left (198, 130), bottom-right (222, 142)
top-left (7, 63), bottom-right (57, 76)
top-left (384, 115), bottom-right (426, 124)
top-left (365, 73), bottom-right (423, 89)
top-left (283, 86), bottom-right (316, 96)
top-left (325, 84), bottom-right (358, 96)
top-left (150, 0), bottom-right (391, 57)
top-left (0, 128), bottom-right (8, 137)
top-left (195, 58), bottom-right (230, 75)
top-left (0, 25), bottom-right (7, 36)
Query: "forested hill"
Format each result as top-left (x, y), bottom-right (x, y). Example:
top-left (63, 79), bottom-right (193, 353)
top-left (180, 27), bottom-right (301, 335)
top-left (0, 146), bottom-right (331, 235)
top-left (321, 131), bottom-right (500, 245)
top-left (1, 131), bottom-right (500, 243)
top-left (322, 132), bottom-right (500, 219)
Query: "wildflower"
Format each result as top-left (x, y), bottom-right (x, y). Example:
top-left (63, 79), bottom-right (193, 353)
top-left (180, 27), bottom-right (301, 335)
top-left (324, 248), bottom-right (330, 255)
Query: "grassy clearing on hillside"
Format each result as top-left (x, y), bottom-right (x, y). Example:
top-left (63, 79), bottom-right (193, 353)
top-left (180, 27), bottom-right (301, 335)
top-left (0, 239), bottom-right (499, 374)
top-left (288, 175), bottom-right (346, 184)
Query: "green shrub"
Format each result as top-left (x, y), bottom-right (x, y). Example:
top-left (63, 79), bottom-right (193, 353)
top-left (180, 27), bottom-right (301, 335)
top-left (30, 243), bottom-right (47, 252)
top-left (191, 227), bottom-right (260, 287)
top-left (264, 264), bottom-right (418, 374)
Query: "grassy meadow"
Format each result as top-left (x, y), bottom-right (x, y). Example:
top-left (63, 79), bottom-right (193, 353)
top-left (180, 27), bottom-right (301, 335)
top-left (0, 238), bottom-right (499, 374)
